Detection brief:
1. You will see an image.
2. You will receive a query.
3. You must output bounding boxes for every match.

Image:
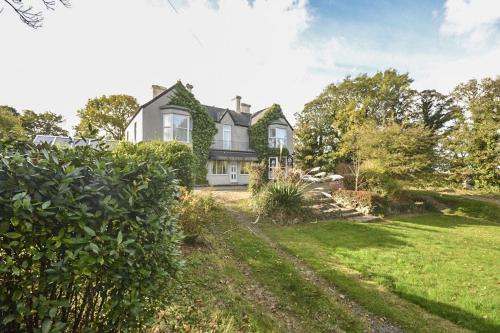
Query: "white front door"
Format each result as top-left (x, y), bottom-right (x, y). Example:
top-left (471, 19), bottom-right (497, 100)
top-left (230, 162), bottom-right (238, 183)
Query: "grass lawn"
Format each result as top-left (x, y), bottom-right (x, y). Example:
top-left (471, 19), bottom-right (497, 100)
top-left (153, 209), bottom-right (368, 332)
top-left (263, 209), bottom-right (500, 332)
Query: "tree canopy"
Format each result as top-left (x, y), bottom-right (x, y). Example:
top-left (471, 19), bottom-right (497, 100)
top-left (75, 95), bottom-right (139, 140)
top-left (19, 110), bottom-right (68, 139)
top-left (0, 107), bottom-right (26, 140)
top-left (295, 70), bottom-right (499, 191)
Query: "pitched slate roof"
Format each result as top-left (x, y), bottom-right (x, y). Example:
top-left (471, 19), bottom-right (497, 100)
top-left (203, 105), bottom-right (253, 127)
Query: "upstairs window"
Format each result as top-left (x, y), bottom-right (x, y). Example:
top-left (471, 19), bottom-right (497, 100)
top-left (223, 125), bottom-right (232, 149)
top-left (163, 114), bottom-right (191, 143)
top-left (269, 127), bottom-right (287, 148)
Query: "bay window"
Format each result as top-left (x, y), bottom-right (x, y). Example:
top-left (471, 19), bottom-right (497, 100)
top-left (163, 113), bottom-right (191, 143)
top-left (269, 127), bottom-right (287, 148)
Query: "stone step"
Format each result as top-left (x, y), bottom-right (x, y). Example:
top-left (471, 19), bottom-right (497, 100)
top-left (340, 210), bottom-right (363, 218)
top-left (347, 215), bottom-right (382, 223)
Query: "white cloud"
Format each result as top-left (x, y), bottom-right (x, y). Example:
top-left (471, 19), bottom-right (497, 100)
top-left (0, 0), bottom-right (330, 131)
top-left (441, 0), bottom-right (500, 45)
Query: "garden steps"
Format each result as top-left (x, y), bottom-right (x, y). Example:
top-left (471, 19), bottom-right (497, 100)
top-left (309, 193), bottom-right (382, 222)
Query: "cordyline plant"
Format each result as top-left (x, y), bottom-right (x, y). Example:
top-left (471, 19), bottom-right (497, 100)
top-left (0, 139), bottom-right (183, 332)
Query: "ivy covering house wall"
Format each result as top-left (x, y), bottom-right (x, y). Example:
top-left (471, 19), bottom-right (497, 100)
top-left (168, 81), bottom-right (217, 184)
top-left (248, 103), bottom-right (289, 163)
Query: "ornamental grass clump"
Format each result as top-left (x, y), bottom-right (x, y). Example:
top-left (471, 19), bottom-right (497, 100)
top-left (0, 140), bottom-right (183, 332)
top-left (254, 178), bottom-right (309, 224)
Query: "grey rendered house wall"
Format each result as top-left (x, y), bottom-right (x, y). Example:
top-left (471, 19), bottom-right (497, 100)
top-left (141, 90), bottom-right (177, 141)
top-left (208, 112), bottom-right (251, 185)
top-left (211, 112), bottom-right (250, 148)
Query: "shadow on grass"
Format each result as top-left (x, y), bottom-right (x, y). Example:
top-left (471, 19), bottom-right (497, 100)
top-left (292, 220), bottom-right (410, 251)
top-left (411, 191), bottom-right (500, 223)
top-left (396, 291), bottom-right (500, 333)
top-left (393, 213), bottom-right (500, 229)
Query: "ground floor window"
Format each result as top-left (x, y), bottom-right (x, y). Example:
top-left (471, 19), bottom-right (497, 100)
top-left (240, 161), bottom-right (252, 175)
top-left (212, 160), bottom-right (227, 175)
top-left (268, 156), bottom-right (288, 179)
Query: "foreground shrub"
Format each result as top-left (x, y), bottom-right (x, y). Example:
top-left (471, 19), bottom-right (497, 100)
top-left (114, 140), bottom-right (194, 188)
top-left (248, 161), bottom-right (267, 195)
top-left (176, 189), bottom-right (221, 243)
top-left (253, 181), bottom-right (308, 223)
top-left (0, 140), bottom-right (182, 332)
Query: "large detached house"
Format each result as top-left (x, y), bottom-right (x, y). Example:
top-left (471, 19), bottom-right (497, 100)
top-left (125, 83), bottom-right (294, 186)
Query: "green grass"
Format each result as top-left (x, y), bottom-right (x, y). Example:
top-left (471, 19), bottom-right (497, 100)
top-left (263, 207), bottom-right (500, 332)
top-left (413, 190), bottom-right (500, 222)
top-left (154, 209), bottom-right (368, 332)
top-left (217, 215), bottom-right (367, 332)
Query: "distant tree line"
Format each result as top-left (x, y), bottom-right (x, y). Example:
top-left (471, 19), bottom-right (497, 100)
top-left (295, 70), bottom-right (499, 191)
top-left (0, 106), bottom-right (68, 140)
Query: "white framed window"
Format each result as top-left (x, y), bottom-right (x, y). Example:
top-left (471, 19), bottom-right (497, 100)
top-left (223, 125), bottom-right (232, 149)
top-left (163, 114), bottom-right (191, 143)
top-left (268, 157), bottom-right (288, 179)
top-left (134, 122), bottom-right (137, 142)
top-left (240, 162), bottom-right (251, 175)
top-left (212, 160), bottom-right (228, 175)
top-left (269, 127), bottom-right (287, 148)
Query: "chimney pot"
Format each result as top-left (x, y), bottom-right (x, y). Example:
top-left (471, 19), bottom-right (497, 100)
top-left (152, 85), bottom-right (167, 98)
top-left (235, 95), bottom-right (242, 112)
top-left (241, 103), bottom-right (251, 113)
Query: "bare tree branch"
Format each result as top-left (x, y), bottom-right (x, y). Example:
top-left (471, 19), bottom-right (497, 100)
top-left (2, 0), bottom-right (70, 28)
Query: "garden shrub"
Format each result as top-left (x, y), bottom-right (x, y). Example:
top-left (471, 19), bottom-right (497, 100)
top-left (248, 161), bottom-right (267, 195)
top-left (114, 140), bottom-right (194, 188)
top-left (176, 189), bottom-right (221, 243)
top-left (0, 140), bottom-right (182, 332)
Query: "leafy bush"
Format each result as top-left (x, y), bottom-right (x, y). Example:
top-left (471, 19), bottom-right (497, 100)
top-left (114, 140), bottom-right (194, 188)
top-left (253, 181), bottom-right (308, 223)
top-left (248, 161), bottom-right (267, 195)
top-left (176, 189), bottom-right (221, 243)
top-left (0, 140), bottom-right (182, 332)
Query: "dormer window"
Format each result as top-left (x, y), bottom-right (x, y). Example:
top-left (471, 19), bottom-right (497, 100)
top-left (269, 127), bottom-right (287, 148)
top-left (163, 113), bottom-right (191, 143)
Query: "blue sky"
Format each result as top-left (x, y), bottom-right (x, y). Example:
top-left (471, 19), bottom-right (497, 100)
top-left (0, 0), bottom-right (499, 130)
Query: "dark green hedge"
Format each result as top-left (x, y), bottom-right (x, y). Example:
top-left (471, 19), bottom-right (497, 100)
top-left (114, 140), bottom-right (194, 188)
top-left (0, 140), bottom-right (182, 332)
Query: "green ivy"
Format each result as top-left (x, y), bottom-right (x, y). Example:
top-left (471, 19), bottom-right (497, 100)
top-left (168, 81), bottom-right (217, 184)
top-left (248, 104), bottom-right (289, 162)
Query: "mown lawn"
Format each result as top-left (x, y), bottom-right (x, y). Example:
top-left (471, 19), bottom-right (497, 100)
top-left (263, 208), bottom-right (500, 332)
top-left (153, 209), bottom-right (368, 332)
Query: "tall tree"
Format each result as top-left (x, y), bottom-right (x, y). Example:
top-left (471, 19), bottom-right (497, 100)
top-left (413, 89), bottom-right (455, 134)
top-left (442, 77), bottom-right (499, 189)
top-left (1, 0), bottom-right (70, 28)
top-left (75, 95), bottom-right (139, 140)
top-left (294, 85), bottom-right (340, 171)
top-left (0, 107), bottom-right (26, 140)
top-left (19, 110), bottom-right (68, 139)
top-left (295, 69), bottom-right (416, 170)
